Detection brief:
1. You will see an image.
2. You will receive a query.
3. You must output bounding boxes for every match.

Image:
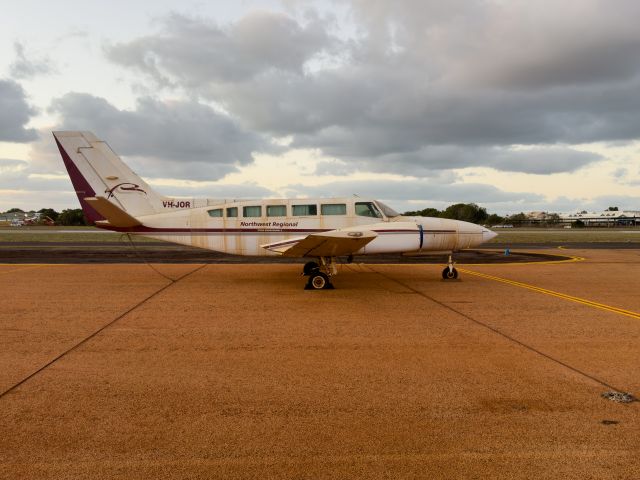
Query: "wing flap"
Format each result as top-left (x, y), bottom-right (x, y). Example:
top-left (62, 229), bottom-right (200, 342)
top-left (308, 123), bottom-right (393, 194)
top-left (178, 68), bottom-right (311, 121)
top-left (262, 230), bottom-right (377, 257)
top-left (84, 196), bottom-right (142, 228)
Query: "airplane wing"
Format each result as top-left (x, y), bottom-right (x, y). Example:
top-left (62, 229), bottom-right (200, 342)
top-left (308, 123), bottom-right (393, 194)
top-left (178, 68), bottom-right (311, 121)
top-left (84, 196), bottom-right (142, 228)
top-left (261, 230), bottom-right (377, 257)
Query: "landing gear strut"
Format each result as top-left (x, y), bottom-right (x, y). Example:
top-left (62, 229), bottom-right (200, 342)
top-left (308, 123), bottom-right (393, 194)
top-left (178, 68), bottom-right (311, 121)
top-left (303, 257), bottom-right (336, 290)
top-left (442, 254), bottom-right (458, 280)
top-left (302, 261), bottom-right (319, 276)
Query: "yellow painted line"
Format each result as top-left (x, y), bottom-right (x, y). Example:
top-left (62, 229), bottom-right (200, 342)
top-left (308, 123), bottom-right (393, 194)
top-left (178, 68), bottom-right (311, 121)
top-left (472, 249), bottom-right (585, 265)
top-left (362, 252), bottom-right (585, 267)
top-left (460, 269), bottom-right (640, 321)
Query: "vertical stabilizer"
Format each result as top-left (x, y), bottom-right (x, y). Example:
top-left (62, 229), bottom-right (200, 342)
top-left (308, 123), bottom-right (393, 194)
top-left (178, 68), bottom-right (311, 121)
top-left (54, 131), bottom-right (164, 220)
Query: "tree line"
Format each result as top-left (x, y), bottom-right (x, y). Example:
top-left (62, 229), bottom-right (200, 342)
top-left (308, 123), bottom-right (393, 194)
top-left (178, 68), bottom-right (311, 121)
top-left (403, 203), bottom-right (504, 225)
top-left (403, 203), bottom-right (571, 227)
top-left (2, 208), bottom-right (88, 226)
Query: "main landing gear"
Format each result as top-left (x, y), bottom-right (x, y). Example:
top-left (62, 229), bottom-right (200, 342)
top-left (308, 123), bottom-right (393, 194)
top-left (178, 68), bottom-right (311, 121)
top-left (303, 257), bottom-right (337, 290)
top-left (442, 254), bottom-right (459, 280)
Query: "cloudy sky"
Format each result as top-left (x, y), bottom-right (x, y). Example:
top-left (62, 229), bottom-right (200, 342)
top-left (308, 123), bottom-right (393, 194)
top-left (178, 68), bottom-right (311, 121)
top-left (2, 0), bottom-right (640, 214)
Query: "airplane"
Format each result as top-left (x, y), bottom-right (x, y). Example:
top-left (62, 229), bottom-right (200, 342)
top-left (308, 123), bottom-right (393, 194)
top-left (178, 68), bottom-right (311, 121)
top-left (54, 131), bottom-right (497, 289)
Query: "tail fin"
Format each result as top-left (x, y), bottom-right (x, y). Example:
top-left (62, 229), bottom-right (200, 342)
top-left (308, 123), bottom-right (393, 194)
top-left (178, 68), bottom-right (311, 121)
top-left (53, 131), bottom-right (164, 222)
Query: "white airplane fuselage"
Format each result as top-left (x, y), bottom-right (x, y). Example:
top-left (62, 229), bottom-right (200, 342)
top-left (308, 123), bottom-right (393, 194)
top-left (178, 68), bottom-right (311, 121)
top-left (127, 197), bottom-right (495, 256)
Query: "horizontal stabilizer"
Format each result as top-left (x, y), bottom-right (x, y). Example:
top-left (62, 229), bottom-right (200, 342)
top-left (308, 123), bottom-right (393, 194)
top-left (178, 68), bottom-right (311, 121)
top-left (262, 229), bottom-right (377, 257)
top-left (84, 196), bottom-right (142, 228)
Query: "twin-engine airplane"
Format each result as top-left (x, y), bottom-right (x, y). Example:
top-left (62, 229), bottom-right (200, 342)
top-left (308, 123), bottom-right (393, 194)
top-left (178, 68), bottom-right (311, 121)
top-left (54, 131), bottom-right (497, 289)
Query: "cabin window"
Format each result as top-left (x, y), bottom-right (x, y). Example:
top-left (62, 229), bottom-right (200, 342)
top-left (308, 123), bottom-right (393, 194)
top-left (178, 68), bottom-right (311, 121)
top-left (267, 205), bottom-right (287, 217)
top-left (243, 206), bottom-right (262, 217)
top-left (207, 208), bottom-right (223, 218)
top-left (321, 203), bottom-right (347, 215)
top-left (355, 202), bottom-right (382, 218)
top-left (226, 207), bottom-right (238, 217)
top-left (292, 204), bottom-right (317, 216)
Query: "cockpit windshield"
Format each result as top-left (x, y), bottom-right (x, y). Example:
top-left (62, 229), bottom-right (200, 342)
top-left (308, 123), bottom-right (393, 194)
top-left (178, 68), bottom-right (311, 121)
top-left (355, 202), bottom-right (382, 218)
top-left (374, 201), bottom-right (400, 218)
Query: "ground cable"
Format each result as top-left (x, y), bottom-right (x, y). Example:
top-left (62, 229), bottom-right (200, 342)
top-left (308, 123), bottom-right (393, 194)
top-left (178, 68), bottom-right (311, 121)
top-left (362, 265), bottom-right (633, 398)
top-left (120, 233), bottom-right (179, 282)
top-left (0, 263), bottom-right (206, 400)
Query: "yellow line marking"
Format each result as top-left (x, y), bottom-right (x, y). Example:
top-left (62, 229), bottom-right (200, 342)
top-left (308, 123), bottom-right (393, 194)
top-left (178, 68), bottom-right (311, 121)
top-left (472, 249), bottom-right (585, 265)
top-left (460, 269), bottom-right (640, 320)
top-left (360, 252), bottom-right (585, 267)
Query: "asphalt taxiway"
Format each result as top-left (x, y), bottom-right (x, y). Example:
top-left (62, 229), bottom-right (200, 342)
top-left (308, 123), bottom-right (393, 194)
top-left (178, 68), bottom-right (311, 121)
top-left (0, 241), bottom-right (571, 264)
top-left (1, 248), bottom-right (639, 478)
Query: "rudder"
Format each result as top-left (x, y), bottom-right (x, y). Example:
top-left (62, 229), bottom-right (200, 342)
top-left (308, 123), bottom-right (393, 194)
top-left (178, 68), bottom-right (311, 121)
top-left (54, 131), bottom-right (164, 220)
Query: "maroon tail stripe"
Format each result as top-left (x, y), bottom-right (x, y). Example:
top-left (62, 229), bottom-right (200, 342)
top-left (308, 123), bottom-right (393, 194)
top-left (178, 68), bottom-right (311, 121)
top-left (55, 136), bottom-right (105, 224)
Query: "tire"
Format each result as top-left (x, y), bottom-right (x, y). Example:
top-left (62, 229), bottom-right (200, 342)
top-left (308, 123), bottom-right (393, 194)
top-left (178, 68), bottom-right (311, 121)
top-left (442, 267), bottom-right (458, 280)
top-left (303, 261), bottom-right (320, 276)
top-left (309, 272), bottom-right (329, 290)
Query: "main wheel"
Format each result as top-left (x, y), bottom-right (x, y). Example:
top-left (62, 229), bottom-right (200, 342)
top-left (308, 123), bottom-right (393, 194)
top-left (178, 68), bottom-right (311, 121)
top-left (308, 272), bottom-right (330, 290)
top-left (303, 261), bottom-right (319, 276)
top-left (442, 267), bottom-right (458, 280)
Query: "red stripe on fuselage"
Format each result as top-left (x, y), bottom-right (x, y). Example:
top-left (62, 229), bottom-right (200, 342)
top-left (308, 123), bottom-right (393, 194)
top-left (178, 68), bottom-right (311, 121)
top-left (99, 225), bottom-right (456, 235)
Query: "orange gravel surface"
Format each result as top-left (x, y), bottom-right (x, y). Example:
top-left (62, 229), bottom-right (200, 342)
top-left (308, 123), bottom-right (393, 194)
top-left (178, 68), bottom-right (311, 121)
top-left (1, 251), bottom-right (639, 479)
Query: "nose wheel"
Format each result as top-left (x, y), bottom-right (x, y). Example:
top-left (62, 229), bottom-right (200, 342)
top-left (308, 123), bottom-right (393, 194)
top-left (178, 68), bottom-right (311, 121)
top-left (442, 254), bottom-right (459, 280)
top-left (442, 266), bottom-right (458, 280)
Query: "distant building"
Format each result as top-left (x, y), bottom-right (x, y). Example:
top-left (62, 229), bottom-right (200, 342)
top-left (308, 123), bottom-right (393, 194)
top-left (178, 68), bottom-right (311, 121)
top-left (509, 210), bottom-right (640, 226)
top-left (0, 211), bottom-right (27, 225)
top-left (559, 210), bottom-right (640, 226)
top-left (0, 211), bottom-right (38, 226)
top-left (525, 211), bottom-right (553, 221)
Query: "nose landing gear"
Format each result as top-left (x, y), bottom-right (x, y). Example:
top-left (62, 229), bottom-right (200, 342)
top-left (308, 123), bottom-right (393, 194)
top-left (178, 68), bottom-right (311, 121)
top-left (442, 254), bottom-right (459, 280)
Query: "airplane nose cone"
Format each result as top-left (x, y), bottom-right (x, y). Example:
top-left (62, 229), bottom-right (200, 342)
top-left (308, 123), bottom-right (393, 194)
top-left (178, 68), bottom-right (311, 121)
top-left (482, 229), bottom-right (498, 243)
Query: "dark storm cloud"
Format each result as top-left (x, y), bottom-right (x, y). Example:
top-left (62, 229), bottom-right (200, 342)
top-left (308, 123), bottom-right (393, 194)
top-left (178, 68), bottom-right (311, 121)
top-left (104, 1), bottom-right (640, 176)
top-left (284, 178), bottom-right (543, 205)
top-left (315, 145), bottom-right (600, 175)
top-left (0, 79), bottom-right (37, 142)
top-left (49, 93), bottom-right (271, 180)
top-left (151, 182), bottom-right (276, 199)
top-left (348, 0), bottom-right (640, 89)
top-left (9, 42), bottom-right (54, 79)
top-left (105, 11), bottom-right (333, 86)
top-left (488, 148), bottom-right (602, 175)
